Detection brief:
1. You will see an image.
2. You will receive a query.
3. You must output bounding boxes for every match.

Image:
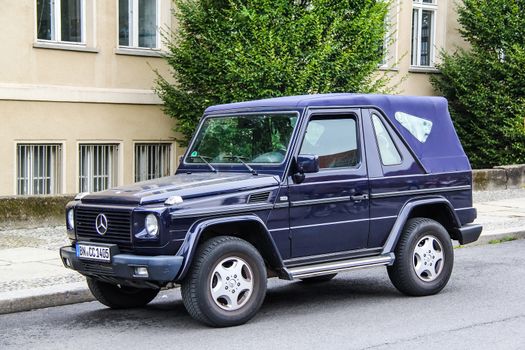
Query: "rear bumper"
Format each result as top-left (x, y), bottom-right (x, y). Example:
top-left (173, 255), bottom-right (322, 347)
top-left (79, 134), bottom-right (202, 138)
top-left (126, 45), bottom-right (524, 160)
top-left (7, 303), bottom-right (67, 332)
top-left (59, 246), bottom-right (183, 283)
top-left (455, 224), bottom-right (483, 245)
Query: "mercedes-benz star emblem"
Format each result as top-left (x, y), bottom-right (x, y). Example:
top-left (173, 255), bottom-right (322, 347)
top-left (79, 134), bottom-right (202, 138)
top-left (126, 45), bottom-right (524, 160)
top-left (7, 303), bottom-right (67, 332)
top-left (95, 214), bottom-right (108, 235)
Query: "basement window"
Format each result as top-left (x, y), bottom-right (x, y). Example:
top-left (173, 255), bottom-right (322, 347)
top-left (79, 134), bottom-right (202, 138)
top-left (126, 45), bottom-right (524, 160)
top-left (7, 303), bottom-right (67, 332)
top-left (17, 144), bottom-right (62, 195)
top-left (79, 144), bottom-right (119, 192)
top-left (135, 143), bottom-right (172, 182)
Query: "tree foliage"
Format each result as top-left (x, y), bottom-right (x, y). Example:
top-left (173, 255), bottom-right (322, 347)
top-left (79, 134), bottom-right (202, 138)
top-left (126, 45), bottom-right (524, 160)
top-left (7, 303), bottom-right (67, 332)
top-left (431, 0), bottom-right (525, 168)
top-left (156, 0), bottom-right (390, 145)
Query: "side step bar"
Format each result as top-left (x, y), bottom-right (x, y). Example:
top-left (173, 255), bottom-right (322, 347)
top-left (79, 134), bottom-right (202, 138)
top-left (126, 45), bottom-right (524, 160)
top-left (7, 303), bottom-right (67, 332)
top-left (286, 253), bottom-right (395, 279)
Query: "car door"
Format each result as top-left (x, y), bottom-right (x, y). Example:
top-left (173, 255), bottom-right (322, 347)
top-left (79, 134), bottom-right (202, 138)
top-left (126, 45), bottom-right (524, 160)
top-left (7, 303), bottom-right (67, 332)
top-left (288, 109), bottom-right (370, 258)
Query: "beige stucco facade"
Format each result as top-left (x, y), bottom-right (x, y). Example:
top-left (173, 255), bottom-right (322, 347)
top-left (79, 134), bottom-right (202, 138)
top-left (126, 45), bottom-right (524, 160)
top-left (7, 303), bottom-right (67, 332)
top-left (383, 0), bottom-right (467, 95)
top-left (0, 0), bottom-right (178, 196)
top-left (0, 101), bottom-right (177, 195)
top-left (0, 0), bottom-right (466, 196)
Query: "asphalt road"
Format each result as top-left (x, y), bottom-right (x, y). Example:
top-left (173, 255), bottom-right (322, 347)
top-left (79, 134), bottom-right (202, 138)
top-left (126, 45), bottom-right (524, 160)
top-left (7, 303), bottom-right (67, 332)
top-left (1, 240), bottom-right (524, 350)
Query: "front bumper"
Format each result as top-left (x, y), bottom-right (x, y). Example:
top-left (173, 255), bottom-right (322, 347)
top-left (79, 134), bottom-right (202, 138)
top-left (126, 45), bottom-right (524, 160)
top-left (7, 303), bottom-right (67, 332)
top-left (455, 224), bottom-right (483, 245)
top-left (59, 246), bottom-right (183, 283)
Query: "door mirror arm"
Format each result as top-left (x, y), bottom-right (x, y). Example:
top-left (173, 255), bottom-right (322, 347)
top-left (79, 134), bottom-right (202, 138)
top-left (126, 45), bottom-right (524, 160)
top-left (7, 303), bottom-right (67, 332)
top-left (292, 171), bottom-right (306, 184)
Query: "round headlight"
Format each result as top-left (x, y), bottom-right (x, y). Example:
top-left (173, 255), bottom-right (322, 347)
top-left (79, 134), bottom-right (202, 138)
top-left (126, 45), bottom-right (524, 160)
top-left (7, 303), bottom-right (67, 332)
top-left (67, 209), bottom-right (75, 230)
top-left (145, 214), bottom-right (159, 237)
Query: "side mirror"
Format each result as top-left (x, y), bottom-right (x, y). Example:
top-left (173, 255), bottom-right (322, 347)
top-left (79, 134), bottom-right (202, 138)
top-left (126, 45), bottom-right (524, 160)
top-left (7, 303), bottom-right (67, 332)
top-left (297, 154), bottom-right (319, 174)
top-left (179, 155), bottom-right (183, 164)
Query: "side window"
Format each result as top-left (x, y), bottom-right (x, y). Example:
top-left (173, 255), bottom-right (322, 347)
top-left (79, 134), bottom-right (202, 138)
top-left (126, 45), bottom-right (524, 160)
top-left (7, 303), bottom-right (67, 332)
top-left (300, 116), bottom-right (358, 169)
top-left (371, 114), bottom-right (402, 166)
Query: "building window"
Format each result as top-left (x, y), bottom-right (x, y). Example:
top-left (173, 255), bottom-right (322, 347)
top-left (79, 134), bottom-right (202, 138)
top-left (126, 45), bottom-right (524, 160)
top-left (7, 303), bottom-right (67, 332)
top-left (135, 143), bottom-right (171, 182)
top-left (119, 0), bottom-right (159, 49)
top-left (79, 144), bottom-right (119, 193)
top-left (378, 1), bottom-right (393, 67)
top-left (411, 0), bottom-right (436, 67)
top-left (36, 0), bottom-right (84, 43)
top-left (17, 144), bottom-right (62, 195)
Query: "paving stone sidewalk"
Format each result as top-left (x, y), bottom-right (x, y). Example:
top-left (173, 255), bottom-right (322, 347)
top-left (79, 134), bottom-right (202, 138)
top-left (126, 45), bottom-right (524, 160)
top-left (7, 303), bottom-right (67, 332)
top-left (0, 189), bottom-right (524, 314)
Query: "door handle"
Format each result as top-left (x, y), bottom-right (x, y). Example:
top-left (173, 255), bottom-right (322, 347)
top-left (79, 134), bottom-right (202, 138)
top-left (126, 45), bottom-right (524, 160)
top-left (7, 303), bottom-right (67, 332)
top-left (350, 194), bottom-right (369, 202)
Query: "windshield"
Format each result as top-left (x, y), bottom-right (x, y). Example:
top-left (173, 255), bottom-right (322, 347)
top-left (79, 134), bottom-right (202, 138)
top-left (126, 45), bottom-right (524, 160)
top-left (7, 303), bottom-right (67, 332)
top-left (186, 113), bottom-right (298, 165)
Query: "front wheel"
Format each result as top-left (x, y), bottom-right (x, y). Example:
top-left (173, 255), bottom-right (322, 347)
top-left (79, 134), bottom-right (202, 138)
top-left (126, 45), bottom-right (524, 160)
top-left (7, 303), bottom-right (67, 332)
top-left (181, 236), bottom-right (267, 327)
top-left (387, 218), bottom-right (454, 296)
top-left (86, 277), bottom-right (159, 309)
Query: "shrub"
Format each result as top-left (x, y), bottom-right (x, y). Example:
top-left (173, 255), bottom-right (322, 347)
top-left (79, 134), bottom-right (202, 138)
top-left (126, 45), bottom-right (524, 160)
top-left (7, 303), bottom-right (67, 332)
top-left (431, 0), bottom-right (525, 169)
top-left (156, 0), bottom-right (390, 145)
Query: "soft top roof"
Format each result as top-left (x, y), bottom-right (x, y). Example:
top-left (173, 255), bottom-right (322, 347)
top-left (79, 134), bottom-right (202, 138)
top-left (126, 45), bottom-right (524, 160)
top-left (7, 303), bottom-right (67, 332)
top-left (204, 94), bottom-right (470, 173)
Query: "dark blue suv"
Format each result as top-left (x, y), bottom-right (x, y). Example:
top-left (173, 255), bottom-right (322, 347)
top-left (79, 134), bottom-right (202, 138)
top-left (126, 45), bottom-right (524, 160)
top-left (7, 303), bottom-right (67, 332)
top-left (60, 94), bottom-right (482, 327)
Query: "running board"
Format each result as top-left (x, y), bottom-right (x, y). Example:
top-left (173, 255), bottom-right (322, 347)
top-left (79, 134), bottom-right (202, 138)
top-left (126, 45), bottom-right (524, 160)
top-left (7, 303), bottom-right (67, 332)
top-left (286, 253), bottom-right (395, 279)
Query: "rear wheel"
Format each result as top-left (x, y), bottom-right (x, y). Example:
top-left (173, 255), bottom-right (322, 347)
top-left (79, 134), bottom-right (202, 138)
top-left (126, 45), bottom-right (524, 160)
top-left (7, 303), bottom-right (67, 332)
top-left (181, 236), bottom-right (267, 327)
top-left (387, 218), bottom-right (454, 296)
top-left (300, 273), bottom-right (337, 283)
top-left (86, 277), bottom-right (159, 309)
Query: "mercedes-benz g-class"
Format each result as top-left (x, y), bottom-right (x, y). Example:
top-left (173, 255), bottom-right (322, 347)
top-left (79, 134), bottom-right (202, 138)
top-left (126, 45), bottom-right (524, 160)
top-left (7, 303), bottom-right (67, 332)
top-left (60, 94), bottom-right (482, 327)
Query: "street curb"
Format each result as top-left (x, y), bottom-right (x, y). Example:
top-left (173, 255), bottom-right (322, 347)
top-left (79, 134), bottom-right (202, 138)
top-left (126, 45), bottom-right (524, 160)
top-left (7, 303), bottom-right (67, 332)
top-left (1, 228), bottom-right (524, 315)
top-left (469, 227), bottom-right (525, 246)
top-left (0, 282), bottom-right (94, 315)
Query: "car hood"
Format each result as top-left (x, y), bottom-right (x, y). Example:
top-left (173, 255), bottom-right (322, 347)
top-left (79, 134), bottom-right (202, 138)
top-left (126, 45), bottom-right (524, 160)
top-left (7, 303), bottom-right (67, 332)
top-left (80, 172), bottom-right (280, 205)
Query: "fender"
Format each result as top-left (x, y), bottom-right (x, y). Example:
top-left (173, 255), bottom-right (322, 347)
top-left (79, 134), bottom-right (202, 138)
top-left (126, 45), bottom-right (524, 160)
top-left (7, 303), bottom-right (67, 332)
top-left (174, 214), bottom-right (285, 281)
top-left (381, 196), bottom-right (461, 256)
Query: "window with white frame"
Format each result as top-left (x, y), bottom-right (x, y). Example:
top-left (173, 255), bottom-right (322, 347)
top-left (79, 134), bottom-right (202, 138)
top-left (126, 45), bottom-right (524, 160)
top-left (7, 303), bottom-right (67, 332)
top-left (378, 1), bottom-right (394, 66)
top-left (119, 0), bottom-right (159, 49)
top-left (379, 14), bottom-right (390, 66)
top-left (36, 0), bottom-right (85, 43)
top-left (17, 144), bottom-right (62, 195)
top-left (79, 144), bottom-right (119, 193)
top-left (411, 0), bottom-right (436, 67)
top-left (135, 143), bottom-right (171, 182)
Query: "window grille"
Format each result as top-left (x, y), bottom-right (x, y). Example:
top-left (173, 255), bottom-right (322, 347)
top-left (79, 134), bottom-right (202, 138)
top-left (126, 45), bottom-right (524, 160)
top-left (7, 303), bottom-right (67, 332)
top-left (17, 144), bottom-right (62, 195)
top-left (135, 143), bottom-right (171, 182)
top-left (79, 144), bottom-right (118, 193)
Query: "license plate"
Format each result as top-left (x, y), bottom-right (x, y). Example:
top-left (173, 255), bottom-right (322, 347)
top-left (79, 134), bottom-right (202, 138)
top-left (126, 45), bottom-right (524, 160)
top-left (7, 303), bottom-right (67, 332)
top-left (76, 243), bottom-right (111, 262)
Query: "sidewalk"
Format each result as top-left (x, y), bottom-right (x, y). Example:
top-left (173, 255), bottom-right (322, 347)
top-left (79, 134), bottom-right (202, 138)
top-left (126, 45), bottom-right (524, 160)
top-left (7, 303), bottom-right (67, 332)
top-left (1, 189), bottom-right (524, 314)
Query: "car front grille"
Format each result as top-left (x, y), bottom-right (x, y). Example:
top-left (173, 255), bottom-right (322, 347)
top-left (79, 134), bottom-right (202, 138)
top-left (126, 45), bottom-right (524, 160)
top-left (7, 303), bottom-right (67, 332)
top-left (76, 206), bottom-right (133, 251)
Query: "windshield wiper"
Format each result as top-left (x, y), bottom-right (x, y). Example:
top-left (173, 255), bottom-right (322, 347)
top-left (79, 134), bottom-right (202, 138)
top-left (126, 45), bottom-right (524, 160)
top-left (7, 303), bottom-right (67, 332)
top-left (189, 155), bottom-right (218, 173)
top-left (231, 156), bottom-right (258, 176)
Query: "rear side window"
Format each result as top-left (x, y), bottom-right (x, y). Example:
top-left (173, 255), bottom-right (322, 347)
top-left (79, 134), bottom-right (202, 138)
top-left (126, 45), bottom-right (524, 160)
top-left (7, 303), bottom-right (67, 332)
top-left (371, 114), bottom-right (402, 166)
top-left (394, 111), bottom-right (433, 143)
top-left (299, 116), bottom-right (358, 169)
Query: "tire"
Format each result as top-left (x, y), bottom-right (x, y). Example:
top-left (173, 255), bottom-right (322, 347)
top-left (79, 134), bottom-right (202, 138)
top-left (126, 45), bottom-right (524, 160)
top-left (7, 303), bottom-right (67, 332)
top-left (387, 218), bottom-right (454, 296)
top-left (300, 273), bottom-right (337, 283)
top-left (86, 277), bottom-right (159, 309)
top-left (181, 236), bottom-right (267, 327)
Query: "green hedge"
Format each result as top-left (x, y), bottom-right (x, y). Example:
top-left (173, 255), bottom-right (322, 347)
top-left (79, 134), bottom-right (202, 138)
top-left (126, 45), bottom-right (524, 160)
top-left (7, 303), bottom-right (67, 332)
top-left (431, 0), bottom-right (525, 169)
top-left (156, 0), bottom-right (391, 146)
